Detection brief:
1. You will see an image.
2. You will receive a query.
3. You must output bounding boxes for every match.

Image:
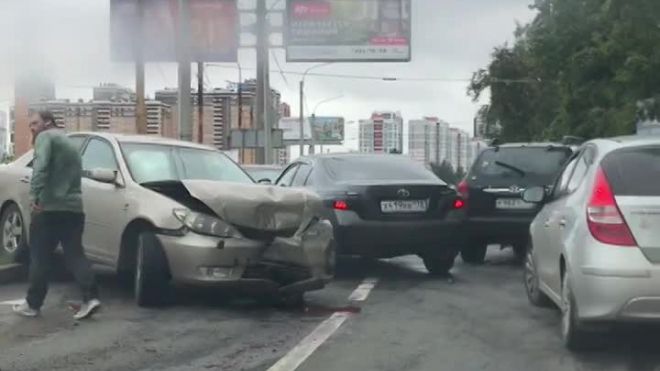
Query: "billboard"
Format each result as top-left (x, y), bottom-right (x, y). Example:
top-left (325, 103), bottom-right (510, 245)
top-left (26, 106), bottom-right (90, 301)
top-left (279, 117), bottom-right (314, 141)
top-left (311, 116), bottom-right (345, 142)
top-left (110, 0), bottom-right (238, 62)
top-left (285, 0), bottom-right (411, 62)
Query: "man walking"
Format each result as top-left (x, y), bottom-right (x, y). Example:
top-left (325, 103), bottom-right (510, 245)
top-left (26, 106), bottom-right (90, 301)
top-left (13, 110), bottom-right (101, 320)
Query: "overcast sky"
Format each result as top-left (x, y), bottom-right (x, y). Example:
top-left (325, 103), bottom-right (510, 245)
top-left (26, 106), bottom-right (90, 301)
top-left (0, 0), bottom-right (535, 146)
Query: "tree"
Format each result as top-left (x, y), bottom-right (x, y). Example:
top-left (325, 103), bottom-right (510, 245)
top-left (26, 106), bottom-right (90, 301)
top-left (469, 0), bottom-right (660, 141)
top-left (430, 161), bottom-right (458, 184)
top-left (455, 166), bottom-right (467, 182)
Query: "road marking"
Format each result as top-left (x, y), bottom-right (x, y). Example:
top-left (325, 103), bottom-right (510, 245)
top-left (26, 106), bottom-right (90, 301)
top-left (347, 277), bottom-right (378, 302)
top-left (266, 278), bottom-right (378, 371)
top-left (0, 299), bottom-right (24, 306)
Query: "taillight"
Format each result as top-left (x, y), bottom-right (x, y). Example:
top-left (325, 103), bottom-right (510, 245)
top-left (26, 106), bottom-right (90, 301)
top-left (453, 198), bottom-right (465, 209)
top-left (586, 167), bottom-right (636, 246)
top-left (457, 180), bottom-right (469, 198)
top-left (333, 200), bottom-right (349, 210)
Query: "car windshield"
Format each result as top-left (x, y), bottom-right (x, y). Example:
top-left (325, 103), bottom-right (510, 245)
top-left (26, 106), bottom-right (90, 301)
top-left (602, 145), bottom-right (660, 196)
top-left (324, 156), bottom-right (440, 182)
top-left (120, 143), bottom-right (253, 184)
top-left (473, 147), bottom-right (572, 184)
top-left (245, 169), bottom-right (282, 182)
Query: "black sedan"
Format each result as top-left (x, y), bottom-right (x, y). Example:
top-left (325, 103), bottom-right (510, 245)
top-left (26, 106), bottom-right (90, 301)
top-left (275, 153), bottom-right (467, 275)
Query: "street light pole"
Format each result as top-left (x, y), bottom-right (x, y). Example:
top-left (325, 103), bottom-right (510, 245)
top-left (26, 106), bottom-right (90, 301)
top-left (299, 63), bottom-right (332, 157)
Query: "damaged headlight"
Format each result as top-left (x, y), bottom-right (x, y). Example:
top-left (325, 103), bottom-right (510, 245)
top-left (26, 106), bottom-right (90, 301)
top-left (173, 209), bottom-right (242, 238)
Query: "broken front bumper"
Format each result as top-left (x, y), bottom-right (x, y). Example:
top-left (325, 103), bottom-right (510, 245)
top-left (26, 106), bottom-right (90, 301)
top-left (157, 219), bottom-right (334, 294)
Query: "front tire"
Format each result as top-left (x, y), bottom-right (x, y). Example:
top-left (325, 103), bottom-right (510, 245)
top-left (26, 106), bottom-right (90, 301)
top-left (421, 253), bottom-right (455, 276)
top-left (134, 232), bottom-right (171, 307)
top-left (524, 244), bottom-right (552, 307)
top-left (461, 244), bottom-right (487, 264)
top-left (0, 203), bottom-right (26, 263)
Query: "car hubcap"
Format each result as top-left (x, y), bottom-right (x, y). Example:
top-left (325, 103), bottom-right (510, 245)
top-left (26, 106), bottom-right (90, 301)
top-left (524, 250), bottom-right (537, 296)
top-left (2, 211), bottom-right (23, 255)
top-left (561, 277), bottom-right (571, 337)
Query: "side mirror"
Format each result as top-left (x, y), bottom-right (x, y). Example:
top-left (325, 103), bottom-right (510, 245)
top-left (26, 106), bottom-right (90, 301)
top-left (258, 178), bottom-right (272, 185)
top-left (522, 186), bottom-right (545, 203)
top-left (86, 169), bottom-right (118, 185)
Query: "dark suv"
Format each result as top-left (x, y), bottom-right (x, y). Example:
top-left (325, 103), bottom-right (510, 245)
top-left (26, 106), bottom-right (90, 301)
top-left (458, 141), bottom-right (576, 263)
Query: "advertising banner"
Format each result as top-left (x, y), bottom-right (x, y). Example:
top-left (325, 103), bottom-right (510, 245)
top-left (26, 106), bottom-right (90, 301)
top-left (285, 0), bottom-right (411, 62)
top-left (279, 117), bottom-right (314, 141)
top-left (311, 116), bottom-right (345, 142)
top-left (110, 0), bottom-right (238, 62)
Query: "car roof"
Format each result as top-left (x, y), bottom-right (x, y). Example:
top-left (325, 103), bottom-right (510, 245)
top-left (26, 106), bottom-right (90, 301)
top-left (241, 164), bottom-right (284, 170)
top-left (606, 135), bottom-right (660, 147)
top-left (300, 152), bottom-right (412, 162)
top-left (490, 142), bottom-right (570, 149)
top-left (72, 132), bottom-right (215, 151)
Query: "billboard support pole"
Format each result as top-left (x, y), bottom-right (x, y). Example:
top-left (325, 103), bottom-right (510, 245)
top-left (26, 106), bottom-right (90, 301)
top-left (299, 80), bottom-right (304, 156)
top-left (135, 0), bottom-right (147, 135)
top-left (178, 0), bottom-right (193, 142)
top-left (255, 0), bottom-right (267, 164)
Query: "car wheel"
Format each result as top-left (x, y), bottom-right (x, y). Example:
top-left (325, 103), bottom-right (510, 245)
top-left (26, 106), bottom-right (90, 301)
top-left (460, 244), bottom-right (487, 264)
top-left (524, 244), bottom-right (552, 307)
top-left (134, 231), bottom-right (171, 307)
top-left (512, 244), bottom-right (527, 263)
top-left (421, 253), bottom-right (455, 276)
top-left (561, 269), bottom-right (597, 350)
top-left (0, 204), bottom-right (25, 262)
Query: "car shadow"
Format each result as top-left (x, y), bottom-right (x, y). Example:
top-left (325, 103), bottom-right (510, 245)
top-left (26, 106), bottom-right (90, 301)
top-left (572, 325), bottom-right (660, 370)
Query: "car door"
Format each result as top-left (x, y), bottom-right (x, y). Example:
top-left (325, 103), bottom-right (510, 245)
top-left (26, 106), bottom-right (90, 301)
top-left (535, 151), bottom-right (580, 294)
top-left (276, 163), bottom-right (300, 187)
top-left (79, 137), bottom-right (127, 264)
top-left (540, 148), bottom-right (594, 295)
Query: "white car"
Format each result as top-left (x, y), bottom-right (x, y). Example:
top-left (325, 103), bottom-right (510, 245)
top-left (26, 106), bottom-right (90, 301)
top-left (523, 136), bottom-right (660, 349)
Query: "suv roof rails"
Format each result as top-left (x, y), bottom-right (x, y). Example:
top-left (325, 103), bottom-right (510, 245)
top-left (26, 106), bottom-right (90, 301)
top-left (562, 135), bottom-right (584, 146)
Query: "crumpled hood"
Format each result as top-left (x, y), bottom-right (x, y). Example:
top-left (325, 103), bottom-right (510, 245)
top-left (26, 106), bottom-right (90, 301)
top-left (181, 180), bottom-right (325, 233)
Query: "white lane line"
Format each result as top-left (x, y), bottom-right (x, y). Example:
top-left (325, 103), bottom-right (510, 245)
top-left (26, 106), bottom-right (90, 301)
top-left (266, 278), bottom-right (379, 371)
top-left (347, 277), bottom-right (378, 302)
top-left (0, 299), bottom-right (24, 306)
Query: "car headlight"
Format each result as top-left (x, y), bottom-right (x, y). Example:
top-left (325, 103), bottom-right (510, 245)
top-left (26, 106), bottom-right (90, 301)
top-left (173, 209), bottom-right (241, 238)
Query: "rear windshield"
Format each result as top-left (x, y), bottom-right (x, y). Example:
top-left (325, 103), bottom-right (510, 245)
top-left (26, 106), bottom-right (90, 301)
top-left (472, 147), bottom-right (572, 184)
top-left (601, 146), bottom-right (660, 196)
top-left (323, 156), bottom-right (440, 182)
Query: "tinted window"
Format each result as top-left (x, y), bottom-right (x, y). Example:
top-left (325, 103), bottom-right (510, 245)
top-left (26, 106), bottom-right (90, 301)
top-left (323, 156), bottom-right (439, 182)
top-left (601, 146), bottom-right (660, 196)
top-left (473, 147), bottom-right (572, 185)
top-left (277, 165), bottom-right (299, 186)
top-left (292, 164), bottom-right (312, 187)
top-left (82, 139), bottom-right (118, 171)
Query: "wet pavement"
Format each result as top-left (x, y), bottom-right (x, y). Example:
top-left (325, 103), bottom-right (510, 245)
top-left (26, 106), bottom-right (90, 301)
top-left (2, 249), bottom-right (660, 371)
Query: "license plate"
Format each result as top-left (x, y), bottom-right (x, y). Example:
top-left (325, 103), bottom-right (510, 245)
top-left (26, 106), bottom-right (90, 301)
top-left (381, 200), bottom-right (429, 213)
top-left (495, 198), bottom-right (534, 210)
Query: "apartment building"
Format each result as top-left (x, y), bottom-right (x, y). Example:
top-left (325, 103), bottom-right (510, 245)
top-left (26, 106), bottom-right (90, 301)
top-left (408, 117), bottom-right (450, 164)
top-left (359, 111), bottom-right (403, 154)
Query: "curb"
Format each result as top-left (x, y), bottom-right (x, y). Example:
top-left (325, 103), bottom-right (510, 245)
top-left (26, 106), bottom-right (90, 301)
top-left (0, 263), bottom-right (27, 284)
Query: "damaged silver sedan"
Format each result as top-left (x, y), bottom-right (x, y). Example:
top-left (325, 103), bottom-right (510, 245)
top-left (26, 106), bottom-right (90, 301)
top-left (0, 133), bottom-right (335, 307)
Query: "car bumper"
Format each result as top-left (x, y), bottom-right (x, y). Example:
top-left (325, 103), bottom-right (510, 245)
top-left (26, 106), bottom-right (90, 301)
top-left (464, 216), bottom-right (532, 243)
top-left (333, 210), bottom-right (466, 258)
top-left (157, 219), bottom-right (334, 294)
top-left (573, 265), bottom-right (660, 322)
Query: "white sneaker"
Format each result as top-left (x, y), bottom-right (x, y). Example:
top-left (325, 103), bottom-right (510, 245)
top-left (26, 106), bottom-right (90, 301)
top-left (13, 301), bottom-right (40, 317)
top-left (73, 299), bottom-right (101, 320)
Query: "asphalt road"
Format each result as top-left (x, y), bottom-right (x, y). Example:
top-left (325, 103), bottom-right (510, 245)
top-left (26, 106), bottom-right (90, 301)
top-left (2, 248), bottom-right (660, 371)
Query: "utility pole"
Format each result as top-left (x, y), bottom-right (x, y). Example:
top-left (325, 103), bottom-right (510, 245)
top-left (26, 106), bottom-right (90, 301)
top-left (135, 0), bottom-right (147, 135)
top-left (178, 0), bottom-right (193, 142)
top-left (299, 80), bottom-right (304, 156)
top-left (197, 62), bottom-right (204, 144)
top-left (255, 0), bottom-right (267, 164)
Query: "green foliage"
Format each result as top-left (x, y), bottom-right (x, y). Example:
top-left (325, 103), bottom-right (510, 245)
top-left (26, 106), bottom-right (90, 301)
top-left (469, 0), bottom-right (660, 141)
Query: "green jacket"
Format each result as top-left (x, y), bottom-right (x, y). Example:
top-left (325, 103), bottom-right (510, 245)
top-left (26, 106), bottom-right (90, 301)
top-left (29, 129), bottom-right (84, 213)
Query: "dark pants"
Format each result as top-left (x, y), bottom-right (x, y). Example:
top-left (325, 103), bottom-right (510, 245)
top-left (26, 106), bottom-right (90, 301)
top-left (27, 211), bottom-right (98, 309)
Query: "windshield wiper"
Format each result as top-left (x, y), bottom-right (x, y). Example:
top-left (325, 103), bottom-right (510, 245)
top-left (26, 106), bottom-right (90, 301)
top-left (494, 161), bottom-right (526, 176)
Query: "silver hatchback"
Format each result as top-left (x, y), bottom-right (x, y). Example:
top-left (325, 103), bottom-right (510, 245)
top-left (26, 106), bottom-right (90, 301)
top-left (523, 136), bottom-right (660, 350)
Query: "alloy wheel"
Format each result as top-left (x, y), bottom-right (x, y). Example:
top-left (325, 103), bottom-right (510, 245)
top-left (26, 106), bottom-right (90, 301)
top-left (134, 237), bottom-right (144, 298)
top-left (561, 275), bottom-right (572, 338)
top-left (524, 250), bottom-right (538, 297)
top-left (2, 210), bottom-right (23, 255)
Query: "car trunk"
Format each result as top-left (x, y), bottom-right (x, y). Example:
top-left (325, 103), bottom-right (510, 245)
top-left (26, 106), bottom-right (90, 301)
top-left (466, 146), bottom-right (571, 218)
top-left (602, 146), bottom-right (660, 263)
top-left (334, 180), bottom-right (457, 221)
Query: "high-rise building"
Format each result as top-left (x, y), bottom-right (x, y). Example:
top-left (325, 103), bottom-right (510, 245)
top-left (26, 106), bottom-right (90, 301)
top-left (0, 110), bottom-right (8, 157)
top-left (447, 128), bottom-right (471, 171)
top-left (408, 117), bottom-right (450, 164)
top-left (467, 139), bottom-right (488, 168)
top-left (359, 111), bottom-right (403, 154)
